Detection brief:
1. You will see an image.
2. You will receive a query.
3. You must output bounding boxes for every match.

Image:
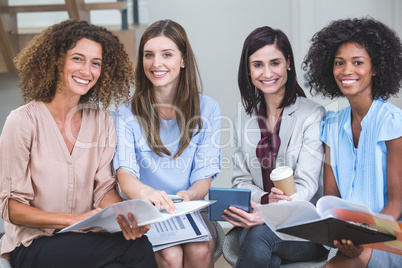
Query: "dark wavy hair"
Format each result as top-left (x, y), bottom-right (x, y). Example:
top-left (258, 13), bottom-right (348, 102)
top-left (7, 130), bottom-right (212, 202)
top-left (303, 17), bottom-right (402, 100)
top-left (238, 26), bottom-right (305, 115)
top-left (131, 19), bottom-right (202, 158)
top-left (14, 19), bottom-right (134, 107)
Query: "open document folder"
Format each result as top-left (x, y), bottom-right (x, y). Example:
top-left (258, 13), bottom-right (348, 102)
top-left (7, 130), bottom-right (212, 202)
top-left (254, 196), bottom-right (401, 255)
top-left (147, 210), bottom-right (211, 252)
top-left (58, 199), bottom-right (214, 233)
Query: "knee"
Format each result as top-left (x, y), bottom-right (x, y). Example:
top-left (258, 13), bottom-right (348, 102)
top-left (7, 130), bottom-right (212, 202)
top-left (241, 225), bottom-right (276, 247)
top-left (132, 236), bottom-right (154, 257)
top-left (238, 226), bottom-right (276, 262)
top-left (188, 242), bottom-right (213, 260)
top-left (156, 246), bottom-right (183, 267)
top-left (183, 241), bottom-right (214, 265)
top-left (323, 259), bottom-right (336, 268)
top-left (243, 226), bottom-right (262, 240)
top-left (116, 236), bottom-right (157, 267)
top-left (137, 235), bottom-right (153, 249)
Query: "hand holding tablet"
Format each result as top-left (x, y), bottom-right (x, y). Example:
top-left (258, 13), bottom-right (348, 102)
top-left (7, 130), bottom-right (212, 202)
top-left (208, 188), bottom-right (251, 221)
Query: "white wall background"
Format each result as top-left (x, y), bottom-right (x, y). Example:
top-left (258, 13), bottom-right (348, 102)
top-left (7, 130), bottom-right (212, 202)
top-left (0, 0), bottom-right (401, 232)
top-left (142, 0), bottom-right (402, 190)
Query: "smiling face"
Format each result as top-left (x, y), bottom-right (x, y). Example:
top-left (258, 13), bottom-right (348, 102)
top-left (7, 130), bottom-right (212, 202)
top-left (249, 44), bottom-right (290, 98)
top-left (59, 38), bottom-right (102, 98)
top-left (333, 42), bottom-right (375, 99)
top-left (143, 35), bottom-right (184, 92)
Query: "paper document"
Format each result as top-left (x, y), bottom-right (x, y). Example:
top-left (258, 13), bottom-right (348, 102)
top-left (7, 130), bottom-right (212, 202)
top-left (254, 196), bottom-right (401, 255)
top-left (58, 199), bottom-right (213, 233)
top-left (147, 211), bottom-right (211, 251)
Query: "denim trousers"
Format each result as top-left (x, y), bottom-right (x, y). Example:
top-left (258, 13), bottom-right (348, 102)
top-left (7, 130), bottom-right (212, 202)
top-left (235, 225), bottom-right (328, 268)
top-left (367, 218), bottom-right (402, 268)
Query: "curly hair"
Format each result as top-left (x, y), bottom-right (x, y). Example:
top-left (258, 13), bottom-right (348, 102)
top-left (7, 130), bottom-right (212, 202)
top-left (14, 19), bottom-right (134, 107)
top-left (238, 26), bottom-right (305, 115)
top-left (303, 17), bottom-right (402, 100)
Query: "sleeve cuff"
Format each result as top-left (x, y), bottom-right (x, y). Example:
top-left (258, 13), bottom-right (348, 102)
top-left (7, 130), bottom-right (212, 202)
top-left (260, 193), bottom-right (269, 204)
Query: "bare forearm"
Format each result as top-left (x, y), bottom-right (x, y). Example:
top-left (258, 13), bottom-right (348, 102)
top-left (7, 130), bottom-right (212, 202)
top-left (185, 178), bottom-right (212, 200)
top-left (323, 165), bottom-right (341, 197)
top-left (117, 168), bottom-right (153, 199)
top-left (117, 168), bottom-right (176, 213)
top-left (323, 145), bottom-right (341, 197)
top-left (99, 187), bottom-right (123, 208)
top-left (380, 200), bottom-right (402, 220)
top-left (9, 199), bottom-right (74, 229)
top-left (384, 138), bottom-right (402, 220)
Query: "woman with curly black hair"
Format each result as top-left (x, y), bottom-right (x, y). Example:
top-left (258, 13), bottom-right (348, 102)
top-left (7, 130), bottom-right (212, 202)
top-left (303, 17), bottom-right (402, 267)
top-left (0, 20), bottom-right (157, 267)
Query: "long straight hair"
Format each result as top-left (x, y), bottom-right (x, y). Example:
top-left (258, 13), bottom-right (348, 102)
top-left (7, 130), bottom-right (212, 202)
top-left (131, 19), bottom-right (202, 158)
top-left (238, 26), bottom-right (305, 115)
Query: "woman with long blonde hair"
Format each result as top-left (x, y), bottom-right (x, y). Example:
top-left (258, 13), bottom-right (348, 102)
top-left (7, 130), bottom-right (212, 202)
top-left (113, 19), bottom-right (222, 268)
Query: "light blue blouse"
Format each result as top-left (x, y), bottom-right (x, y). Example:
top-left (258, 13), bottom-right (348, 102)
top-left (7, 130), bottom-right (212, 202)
top-left (321, 98), bottom-right (402, 213)
top-left (113, 94), bottom-right (222, 196)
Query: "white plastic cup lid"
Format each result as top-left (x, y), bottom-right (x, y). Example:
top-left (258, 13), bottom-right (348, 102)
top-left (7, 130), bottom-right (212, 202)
top-left (270, 166), bottom-right (293, 181)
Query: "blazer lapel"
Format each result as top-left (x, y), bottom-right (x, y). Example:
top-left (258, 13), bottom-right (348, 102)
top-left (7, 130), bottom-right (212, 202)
top-left (247, 113), bottom-right (264, 188)
top-left (277, 97), bottom-right (300, 165)
top-left (248, 115), bottom-right (262, 148)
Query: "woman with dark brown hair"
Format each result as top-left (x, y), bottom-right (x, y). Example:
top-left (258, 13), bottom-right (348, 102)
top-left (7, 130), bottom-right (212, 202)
top-left (0, 19), bottom-right (157, 268)
top-left (223, 26), bottom-right (328, 267)
top-left (113, 19), bottom-right (221, 268)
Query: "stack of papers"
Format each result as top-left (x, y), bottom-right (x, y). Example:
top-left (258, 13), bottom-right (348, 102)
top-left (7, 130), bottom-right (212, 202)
top-left (57, 199), bottom-right (214, 251)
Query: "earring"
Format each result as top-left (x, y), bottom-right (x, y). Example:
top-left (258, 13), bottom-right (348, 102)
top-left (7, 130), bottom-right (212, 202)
top-left (181, 65), bottom-right (185, 68)
top-left (287, 67), bottom-right (291, 71)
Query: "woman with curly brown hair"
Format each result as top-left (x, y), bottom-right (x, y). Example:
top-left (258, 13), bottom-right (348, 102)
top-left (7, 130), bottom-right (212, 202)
top-left (303, 17), bottom-right (402, 267)
top-left (0, 19), bottom-right (157, 267)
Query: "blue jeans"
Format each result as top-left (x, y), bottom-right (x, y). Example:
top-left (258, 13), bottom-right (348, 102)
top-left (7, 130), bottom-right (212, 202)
top-left (368, 218), bottom-right (402, 268)
top-left (236, 225), bottom-right (328, 268)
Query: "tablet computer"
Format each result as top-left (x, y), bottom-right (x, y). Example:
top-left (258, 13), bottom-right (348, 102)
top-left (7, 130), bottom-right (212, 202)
top-left (208, 188), bottom-right (251, 221)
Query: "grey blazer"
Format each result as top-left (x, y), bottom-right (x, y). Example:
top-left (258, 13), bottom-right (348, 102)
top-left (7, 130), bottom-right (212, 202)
top-left (232, 96), bottom-right (326, 203)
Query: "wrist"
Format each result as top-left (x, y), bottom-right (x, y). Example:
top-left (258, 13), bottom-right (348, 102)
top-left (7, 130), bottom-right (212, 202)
top-left (178, 190), bottom-right (194, 201)
top-left (63, 213), bottom-right (76, 228)
top-left (136, 185), bottom-right (154, 199)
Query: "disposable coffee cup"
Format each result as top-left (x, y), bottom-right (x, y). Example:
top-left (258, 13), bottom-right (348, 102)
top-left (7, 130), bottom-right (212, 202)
top-left (270, 166), bottom-right (296, 198)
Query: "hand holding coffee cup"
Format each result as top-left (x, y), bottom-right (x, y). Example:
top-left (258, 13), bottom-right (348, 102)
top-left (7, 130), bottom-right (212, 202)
top-left (270, 166), bottom-right (296, 198)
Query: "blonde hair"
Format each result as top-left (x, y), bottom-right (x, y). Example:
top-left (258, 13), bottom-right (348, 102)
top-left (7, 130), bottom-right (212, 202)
top-left (131, 19), bottom-right (202, 158)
